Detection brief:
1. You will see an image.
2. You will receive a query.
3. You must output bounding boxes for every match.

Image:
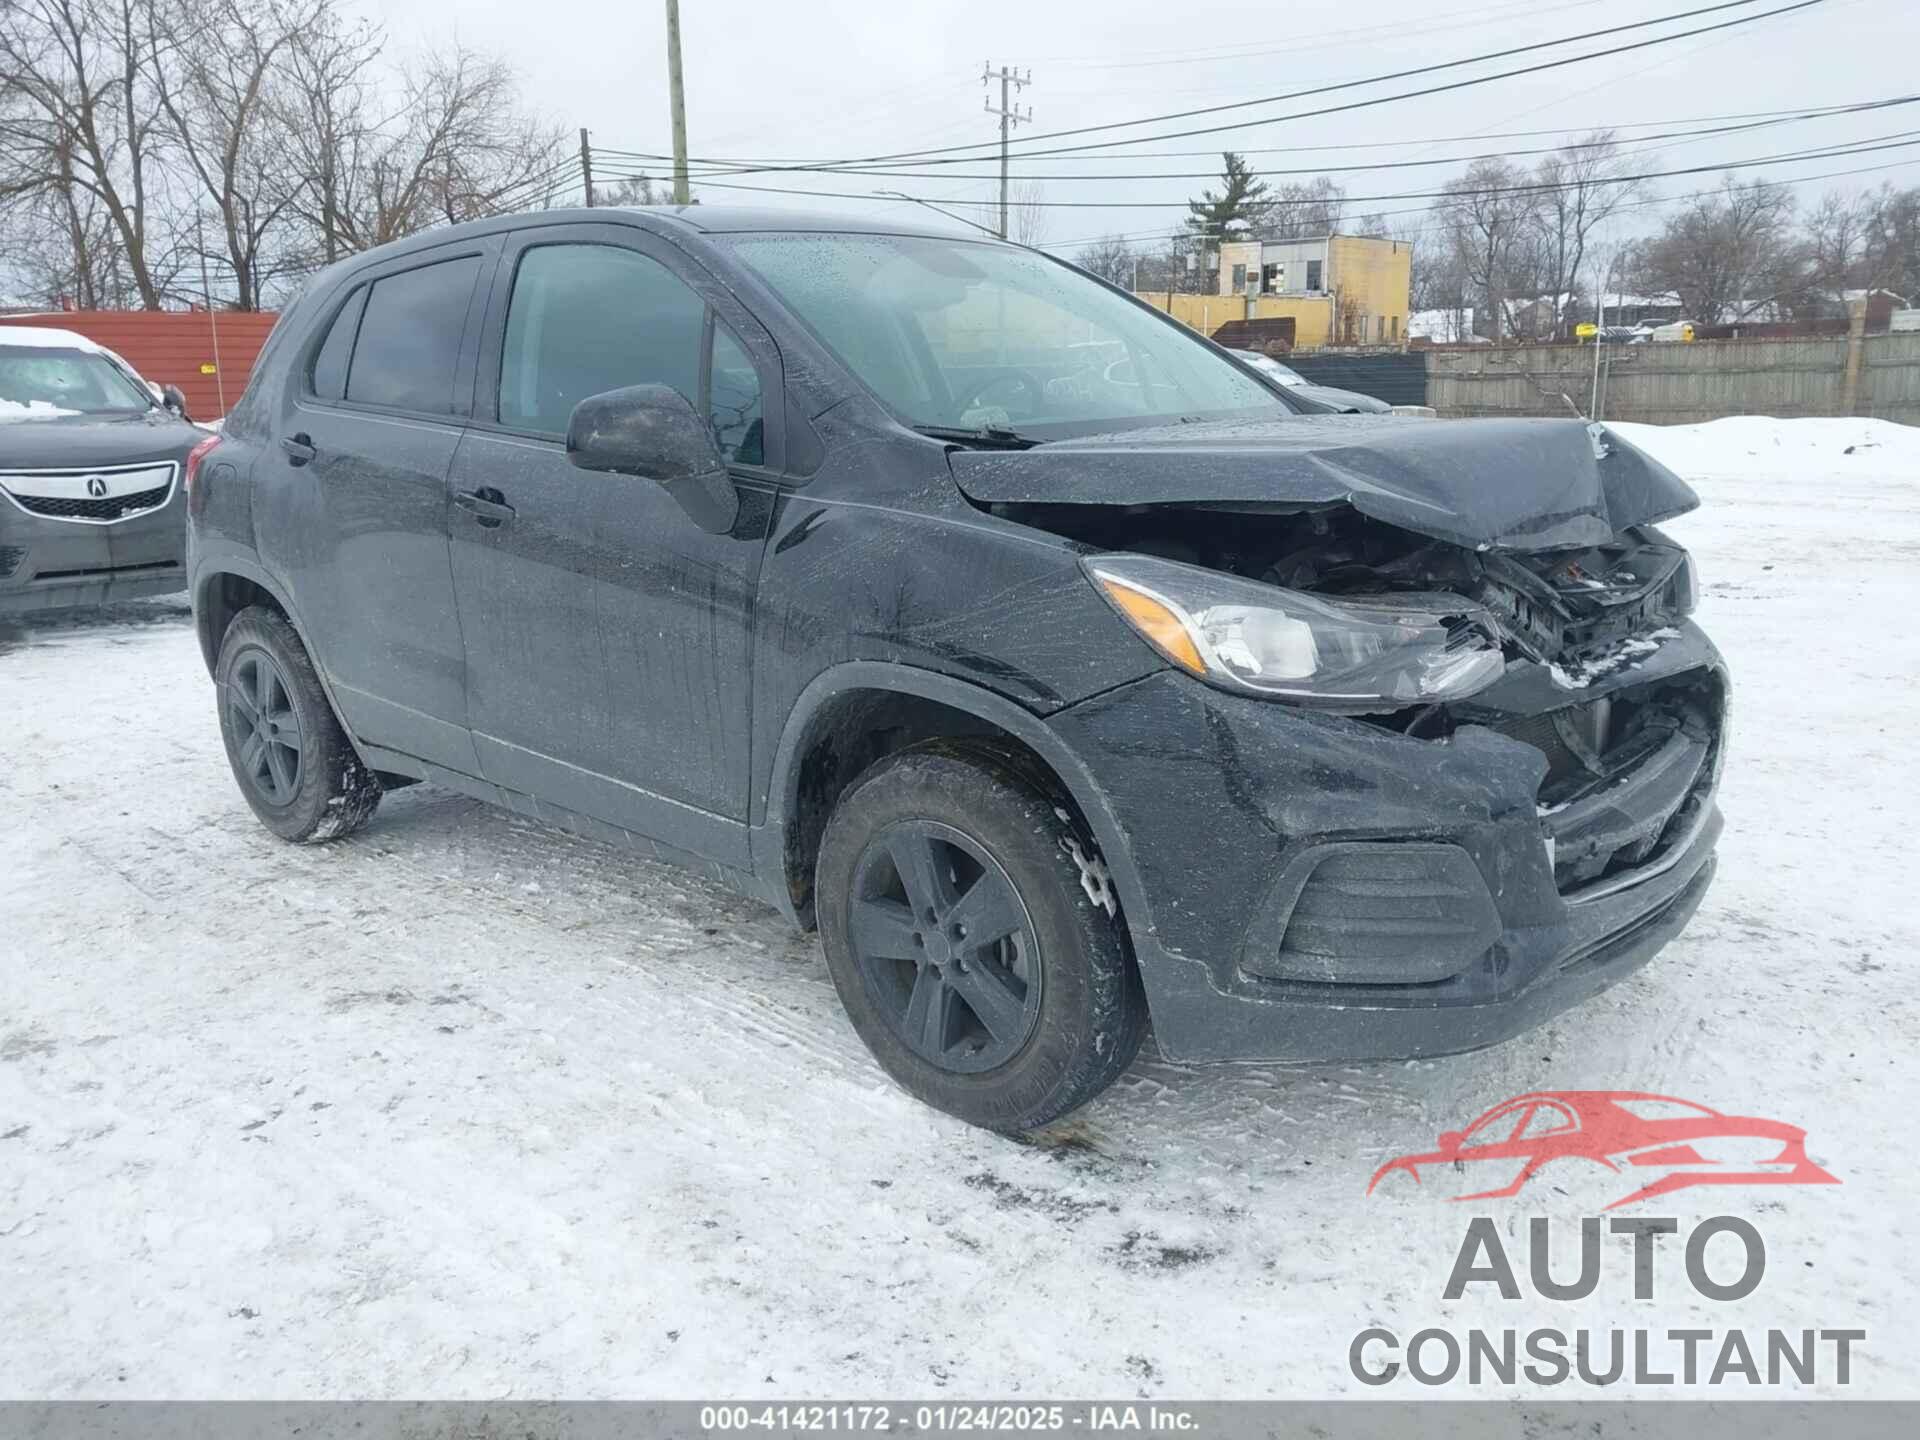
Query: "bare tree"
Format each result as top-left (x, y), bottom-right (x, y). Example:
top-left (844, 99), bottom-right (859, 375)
top-left (1801, 187), bottom-right (1882, 314)
top-left (1436, 159), bottom-right (1541, 340)
top-left (1073, 233), bottom-right (1134, 288)
top-left (1261, 177), bottom-right (1344, 240)
top-left (1, 180), bottom-right (133, 305)
top-left (1529, 131), bottom-right (1644, 338)
top-left (0, 0), bottom-right (185, 307)
top-left (277, 1), bottom-right (380, 268)
top-left (1008, 179), bottom-right (1047, 246)
top-left (1860, 184), bottom-right (1920, 302)
top-left (599, 174), bottom-right (665, 206)
top-left (151, 0), bottom-right (320, 309)
top-left (1635, 177), bottom-right (1799, 324)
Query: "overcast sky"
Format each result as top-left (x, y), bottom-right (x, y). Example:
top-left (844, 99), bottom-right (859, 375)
top-left (351, 0), bottom-right (1919, 253)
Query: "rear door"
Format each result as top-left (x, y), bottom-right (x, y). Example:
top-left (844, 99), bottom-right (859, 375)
top-left (263, 240), bottom-right (494, 773)
top-left (449, 222), bottom-right (779, 865)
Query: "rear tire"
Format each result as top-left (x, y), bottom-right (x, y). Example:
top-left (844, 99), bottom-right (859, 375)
top-left (215, 606), bottom-right (381, 843)
top-left (817, 741), bottom-right (1147, 1131)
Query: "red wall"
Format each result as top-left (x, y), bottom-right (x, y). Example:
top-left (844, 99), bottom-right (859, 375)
top-left (0, 310), bottom-right (279, 420)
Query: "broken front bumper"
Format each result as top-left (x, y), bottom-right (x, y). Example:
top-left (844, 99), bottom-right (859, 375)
top-left (1048, 622), bottom-right (1725, 1064)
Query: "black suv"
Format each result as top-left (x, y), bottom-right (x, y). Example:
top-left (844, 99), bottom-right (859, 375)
top-left (188, 208), bottom-right (1725, 1130)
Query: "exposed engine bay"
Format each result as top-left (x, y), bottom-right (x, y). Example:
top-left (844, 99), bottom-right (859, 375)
top-left (988, 500), bottom-right (1695, 672)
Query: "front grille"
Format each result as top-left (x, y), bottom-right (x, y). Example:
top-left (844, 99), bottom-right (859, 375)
top-left (1492, 671), bottom-right (1724, 896)
top-left (0, 545), bottom-right (24, 577)
top-left (8, 483), bottom-right (171, 521)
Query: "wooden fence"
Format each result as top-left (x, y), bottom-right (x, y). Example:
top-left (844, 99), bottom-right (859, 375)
top-left (1424, 332), bottom-right (1920, 426)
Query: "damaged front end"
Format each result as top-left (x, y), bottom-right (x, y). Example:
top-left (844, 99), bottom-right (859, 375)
top-left (1041, 501), bottom-right (1724, 904)
top-left (954, 417), bottom-right (1727, 1061)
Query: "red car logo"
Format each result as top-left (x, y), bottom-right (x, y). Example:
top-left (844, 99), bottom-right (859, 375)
top-left (1368, 1091), bottom-right (1839, 1210)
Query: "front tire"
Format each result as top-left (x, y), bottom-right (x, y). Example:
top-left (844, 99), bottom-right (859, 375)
top-left (817, 742), bottom-right (1147, 1131)
top-left (215, 606), bottom-right (381, 843)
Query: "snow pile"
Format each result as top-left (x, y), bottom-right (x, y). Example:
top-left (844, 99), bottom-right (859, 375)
top-left (1407, 307), bottom-right (1476, 343)
top-left (1609, 415), bottom-right (1920, 481)
top-left (0, 398), bottom-right (80, 423)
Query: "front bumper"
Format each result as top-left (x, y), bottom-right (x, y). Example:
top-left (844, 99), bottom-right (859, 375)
top-left (1048, 622), bottom-right (1725, 1064)
top-left (0, 478), bottom-right (186, 613)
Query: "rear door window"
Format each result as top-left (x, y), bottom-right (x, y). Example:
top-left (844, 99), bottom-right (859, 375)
top-left (344, 255), bottom-right (481, 414)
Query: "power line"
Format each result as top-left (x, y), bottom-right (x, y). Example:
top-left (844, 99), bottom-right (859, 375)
top-left (610, 0), bottom-right (1818, 174)
top-left (590, 96), bottom-right (1905, 169)
top-left (596, 94), bottom-right (1920, 185)
top-left (589, 128), bottom-right (1920, 211)
top-left (1016, 0), bottom-right (1599, 67)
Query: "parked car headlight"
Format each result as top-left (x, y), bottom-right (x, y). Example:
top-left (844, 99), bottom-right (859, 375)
top-left (1084, 553), bottom-right (1504, 707)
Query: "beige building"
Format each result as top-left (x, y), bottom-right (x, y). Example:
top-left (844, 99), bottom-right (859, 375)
top-left (1147, 234), bottom-right (1414, 350)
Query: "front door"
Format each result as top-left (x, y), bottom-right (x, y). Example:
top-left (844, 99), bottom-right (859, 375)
top-left (265, 242), bottom-right (492, 773)
top-left (449, 225), bottom-right (778, 867)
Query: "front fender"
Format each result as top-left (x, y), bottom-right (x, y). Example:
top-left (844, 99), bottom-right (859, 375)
top-left (752, 660), bottom-right (1158, 952)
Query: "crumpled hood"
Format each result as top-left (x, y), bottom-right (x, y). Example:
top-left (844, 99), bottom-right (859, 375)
top-left (946, 414), bottom-right (1698, 551)
top-left (0, 412), bottom-right (204, 472)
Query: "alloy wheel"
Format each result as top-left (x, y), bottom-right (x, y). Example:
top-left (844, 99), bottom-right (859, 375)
top-left (227, 648), bottom-right (304, 807)
top-left (849, 820), bottom-right (1043, 1074)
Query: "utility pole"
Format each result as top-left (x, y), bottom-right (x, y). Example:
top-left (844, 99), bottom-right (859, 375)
top-left (1590, 247), bottom-right (1619, 420)
top-left (665, 0), bottom-right (691, 205)
top-left (981, 62), bottom-right (1032, 240)
top-left (580, 128), bottom-right (594, 206)
top-left (195, 213), bottom-right (227, 415)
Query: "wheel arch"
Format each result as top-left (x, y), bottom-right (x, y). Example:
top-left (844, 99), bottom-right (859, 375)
top-left (757, 663), bottom-right (1155, 950)
top-left (191, 559), bottom-right (376, 773)
top-left (193, 558), bottom-right (298, 678)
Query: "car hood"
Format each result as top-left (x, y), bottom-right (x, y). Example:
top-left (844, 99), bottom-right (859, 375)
top-left (946, 415), bottom-right (1697, 551)
top-left (0, 411), bottom-right (205, 471)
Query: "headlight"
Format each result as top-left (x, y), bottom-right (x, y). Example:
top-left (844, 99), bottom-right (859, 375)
top-left (1084, 553), bottom-right (1505, 707)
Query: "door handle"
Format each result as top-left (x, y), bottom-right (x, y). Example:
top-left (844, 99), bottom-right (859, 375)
top-left (454, 486), bottom-right (516, 528)
top-left (280, 432), bottom-right (316, 466)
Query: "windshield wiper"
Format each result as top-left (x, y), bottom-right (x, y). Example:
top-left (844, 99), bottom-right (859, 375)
top-left (913, 424), bottom-right (1040, 450)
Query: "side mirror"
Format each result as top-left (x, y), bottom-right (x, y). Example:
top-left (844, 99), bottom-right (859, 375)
top-left (566, 383), bottom-right (738, 534)
top-left (161, 384), bottom-right (192, 421)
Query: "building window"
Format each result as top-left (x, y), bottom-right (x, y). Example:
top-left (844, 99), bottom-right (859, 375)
top-left (1306, 260), bottom-right (1323, 291)
top-left (1230, 263), bottom-right (1247, 292)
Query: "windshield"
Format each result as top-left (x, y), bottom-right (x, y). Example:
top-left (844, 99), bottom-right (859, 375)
top-left (0, 346), bottom-right (153, 419)
top-left (727, 233), bottom-right (1288, 437)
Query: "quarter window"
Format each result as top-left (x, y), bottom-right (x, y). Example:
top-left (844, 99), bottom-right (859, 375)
top-left (344, 256), bottom-right (481, 413)
top-left (708, 323), bottom-right (763, 465)
top-left (310, 287), bottom-right (366, 402)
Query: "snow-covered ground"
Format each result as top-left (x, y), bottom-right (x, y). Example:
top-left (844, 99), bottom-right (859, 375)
top-left (2, 418), bottom-right (1917, 1399)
